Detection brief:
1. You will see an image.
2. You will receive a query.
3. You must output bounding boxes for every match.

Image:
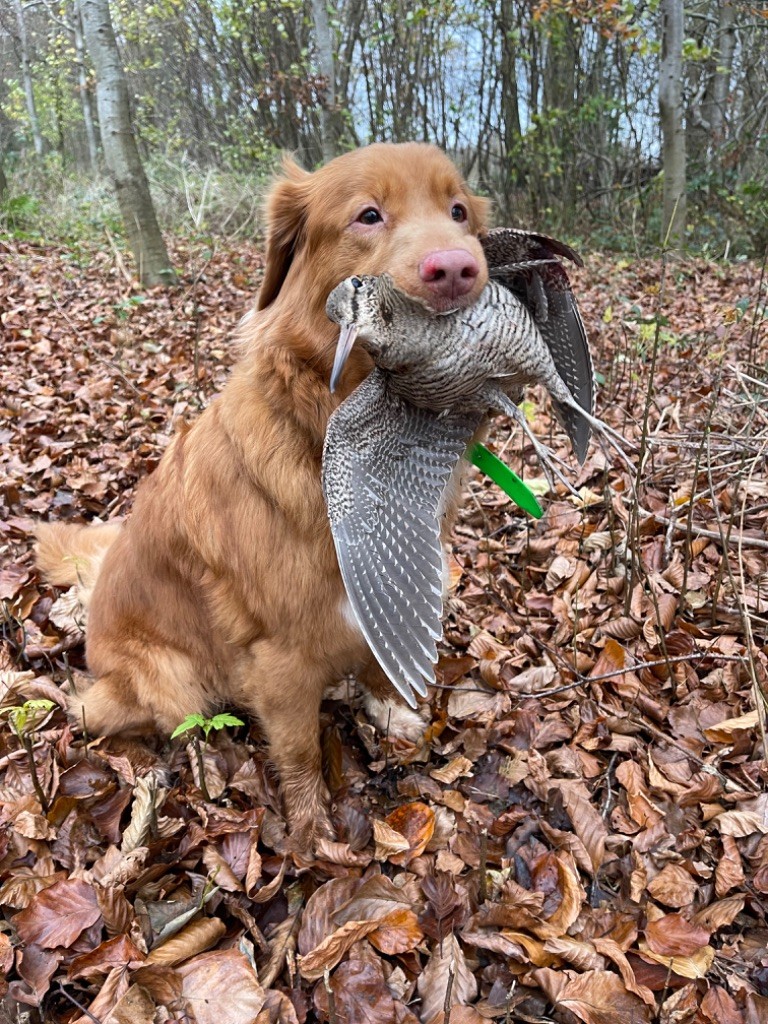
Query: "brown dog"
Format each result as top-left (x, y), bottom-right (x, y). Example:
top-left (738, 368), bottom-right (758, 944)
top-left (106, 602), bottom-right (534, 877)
top-left (36, 143), bottom-right (489, 848)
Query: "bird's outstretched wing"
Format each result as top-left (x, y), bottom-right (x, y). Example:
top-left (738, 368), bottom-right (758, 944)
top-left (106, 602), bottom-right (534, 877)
top-left (481, 228), bottom-right (595, 463)
top-left (323, 369), bottom-right (481, 707)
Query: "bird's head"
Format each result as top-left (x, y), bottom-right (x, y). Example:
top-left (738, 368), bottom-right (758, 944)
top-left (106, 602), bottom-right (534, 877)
top-left (327, 274), bottom-right (432, 392)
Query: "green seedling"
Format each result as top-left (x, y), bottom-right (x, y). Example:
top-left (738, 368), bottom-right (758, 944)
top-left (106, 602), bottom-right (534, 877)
top-left (171, 713), bottom-right (244, 801)
top-left (0, 698), bottom-right (56, 812)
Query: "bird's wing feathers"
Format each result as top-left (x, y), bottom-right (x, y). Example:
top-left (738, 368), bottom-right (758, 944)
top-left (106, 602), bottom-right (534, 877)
top-left (482, 228), bottom-right (595, 462)
top-left (323, 369), bottom-right (481, 706)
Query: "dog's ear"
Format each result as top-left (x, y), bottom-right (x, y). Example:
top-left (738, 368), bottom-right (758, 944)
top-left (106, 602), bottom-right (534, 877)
top-left (467, 192), bottom-right (491, 235)
top-left (257, 156), bottom-right (312, 310)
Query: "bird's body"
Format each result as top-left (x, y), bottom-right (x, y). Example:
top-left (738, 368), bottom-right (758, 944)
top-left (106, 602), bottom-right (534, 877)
top-left (322, 229), bottom-right (618, 707)
top-left (326, 276), bottom-right (577, 423)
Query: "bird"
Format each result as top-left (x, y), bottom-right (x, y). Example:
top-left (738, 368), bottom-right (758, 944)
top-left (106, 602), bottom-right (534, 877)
top-left (322, 230), bottom-right (628, 707)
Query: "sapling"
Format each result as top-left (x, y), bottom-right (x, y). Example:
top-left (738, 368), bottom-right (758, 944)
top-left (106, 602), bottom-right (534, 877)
top-left (171, 712), bottom-right (244, 801)
top-left (0, 698), bottom-right (56, 812)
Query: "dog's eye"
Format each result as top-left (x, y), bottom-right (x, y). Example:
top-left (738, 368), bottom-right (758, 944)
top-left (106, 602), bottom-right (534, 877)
top-left (357, 208), bottom-right (383, 225)
top-left (451, 203), bottom-right (467, 223)
top-left (351, 277), bottom-right (363, 289)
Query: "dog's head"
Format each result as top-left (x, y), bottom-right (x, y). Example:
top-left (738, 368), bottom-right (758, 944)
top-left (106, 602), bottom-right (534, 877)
top-left (257, 143), bottom-right (489, 319)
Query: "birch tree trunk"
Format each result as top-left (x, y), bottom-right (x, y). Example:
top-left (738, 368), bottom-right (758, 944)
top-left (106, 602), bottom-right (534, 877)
top-left (659, 0), bottom-right (686, 248)
top-left (12, 0), bottom-right (45, 157)
top-left (79, 0), bottom-right (175, 285)
top-left (73, 2), bottom-right (99, 171)
top-left (310, 0), bottom-right (340, 161)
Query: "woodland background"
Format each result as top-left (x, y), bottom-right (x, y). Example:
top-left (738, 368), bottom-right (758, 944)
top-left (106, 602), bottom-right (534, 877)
top-left (1, 2), bottom-right (768, 1024)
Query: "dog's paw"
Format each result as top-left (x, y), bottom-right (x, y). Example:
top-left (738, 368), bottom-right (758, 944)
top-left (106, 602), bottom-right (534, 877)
top-left (288, 810), bottom-right (336, 859)
top-left (362, 694), bottom-right (427, 744)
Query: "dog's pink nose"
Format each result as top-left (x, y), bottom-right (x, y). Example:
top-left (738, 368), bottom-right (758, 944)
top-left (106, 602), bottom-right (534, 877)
top-left (419, 249), bottom-right (479, 300)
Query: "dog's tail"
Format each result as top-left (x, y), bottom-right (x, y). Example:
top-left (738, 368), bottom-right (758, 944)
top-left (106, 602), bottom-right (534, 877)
top-left (35, 521), bottom-right (123, 609)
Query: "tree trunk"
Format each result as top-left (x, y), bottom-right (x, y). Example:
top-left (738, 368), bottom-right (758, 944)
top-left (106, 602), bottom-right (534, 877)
top-left (12, 0), bottom-right (45, 157)
top-left (659, 0), bottom-right (686, 248)
top-left (73, 2), bottom-right (99, 172)
top-left (702, 0), bottom-right (736, 149)
top-left (310, 0), bottom-right (339, 162)
top-left (79, 0), bottom-right (175, 285)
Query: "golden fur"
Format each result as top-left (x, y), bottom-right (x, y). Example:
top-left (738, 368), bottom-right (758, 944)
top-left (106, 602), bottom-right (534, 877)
top-left (36, 142), bottom-right (489, 848)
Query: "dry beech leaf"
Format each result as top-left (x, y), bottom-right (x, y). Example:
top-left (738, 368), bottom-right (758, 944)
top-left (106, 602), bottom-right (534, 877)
top-left (313, 959), bottom-right (418, 1024)
top-left (591, 937), bottom-right (656, 1008)
top-left (704, 710), bottom-right (759, 743)
top-left (715, 835), bottom-right (745, 897)
top-left (646, 864), bottom-right (698, 908)
top-left (67, 934), bottom-right (145, 980)
top-left (551, 779), bottom-right (608, 874)
top-left (144, 916), bottom-right (226, 967)
top-left (14, 878), bottom-right (101, 949)
top-left (644, 914), bottom-right (710, 957)
top-left (543, 937), bottom-right (605, 971)
top-left (177, 949), bottom-right (266, 1024)
top-left (615, 759), bottom-right (663, 828)
top-left (417, 934), bottom-right (477, 1024)
top-left (692, 894), bottom-right (745, 931)
top-left (18, 944), bottom-right (62, 1004)
top-left (589, 637), bottom-right (626, 679)
top-left (121, 774), bottom-right (161, 854)
top-left (103, 983), bottom-right (156, 1024)
top-left (430, 756), bottom-right (474, 785)
top-left (701, 985), bottom-right (744, 1024)
top-left (557, 969), bottom-right (652, 1024)
top-left (713, 810), bottom-right (768, 837)
top-left (373, 819), bottom-right (411, 860)
top-left (385, 802), bottom-right (435, 866)
top-left (334, 873), bottom-right (412, 926)
top-left (642, 592), bottom-right (677, 643)
top-left (298, 919), bottom-right (380, 980)
top-left (545, 554), bottom-right (575, 591)
top-left (313, 838), bottom-right (373, 866)
top-left (297, 876), bottom-right (362, 955)
top-left (532, 854), bottom-right (585, 939)
top-left (639, 942), bottom-right (715, 979)
top-left (600, 616), bottom-right (642, 640)
top-left (368, 908), bottom-right (424, 955)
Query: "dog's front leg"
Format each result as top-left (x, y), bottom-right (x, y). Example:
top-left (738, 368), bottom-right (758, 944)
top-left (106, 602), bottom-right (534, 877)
top-left (245, 647), bottom-right (334, 851)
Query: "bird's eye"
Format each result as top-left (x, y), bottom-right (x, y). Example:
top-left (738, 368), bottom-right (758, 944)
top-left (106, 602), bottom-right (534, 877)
top-left (357, 207), bottom-right (383, 225)
top-left (351, 277), bottom-right (363, 289)
top-left (451, 203), bottom-right (467, 222)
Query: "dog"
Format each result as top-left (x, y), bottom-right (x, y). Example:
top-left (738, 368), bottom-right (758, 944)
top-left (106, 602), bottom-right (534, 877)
top-left (36, 142), bottom-right (489, 849)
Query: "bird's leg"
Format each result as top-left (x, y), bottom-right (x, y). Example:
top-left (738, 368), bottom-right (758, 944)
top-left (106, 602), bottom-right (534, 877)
top-left (561, 398), bottom-right (637, 472)
top-left (486, 387), bottom-right (579, 497)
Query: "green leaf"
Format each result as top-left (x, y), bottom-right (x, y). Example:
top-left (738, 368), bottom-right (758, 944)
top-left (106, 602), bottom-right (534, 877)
top-left (171, 713), bottom-right (207, 739)
top-left (207, 713), bottom-right (245, 732)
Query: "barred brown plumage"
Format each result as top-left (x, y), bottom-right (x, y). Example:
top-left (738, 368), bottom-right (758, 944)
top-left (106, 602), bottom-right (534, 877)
top-left (322, 230), bottom-right (629, 706)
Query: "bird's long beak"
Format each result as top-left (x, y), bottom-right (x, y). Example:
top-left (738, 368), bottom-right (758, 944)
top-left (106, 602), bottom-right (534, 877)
top-left (330, 323), bottom-right (359, 393)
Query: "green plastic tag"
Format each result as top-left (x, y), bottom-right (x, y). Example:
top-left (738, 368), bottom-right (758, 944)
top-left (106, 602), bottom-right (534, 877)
top-left (468, 443), bottom-right (543, 519)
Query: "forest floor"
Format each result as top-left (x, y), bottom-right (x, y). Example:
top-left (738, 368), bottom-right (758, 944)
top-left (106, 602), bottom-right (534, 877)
top-left (1, 238), bottom-right (767, 1024)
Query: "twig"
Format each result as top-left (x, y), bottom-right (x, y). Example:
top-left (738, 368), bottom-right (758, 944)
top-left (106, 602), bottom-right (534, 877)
top-left (637, 509), bottom-right (768, 550)
top-left (324, 968), bottom-right (338, 1024)
top-left (478, 829), bottom-right (488, 904)
top-left (443, 964), bottom-right (455, 1024)
top-left (55, 982), bottom-right (103, 1023)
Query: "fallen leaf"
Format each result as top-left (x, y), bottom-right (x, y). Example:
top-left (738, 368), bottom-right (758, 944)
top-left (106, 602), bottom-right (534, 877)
top-left (417, 934), bottom-right (477, 1024)
top-left (177, 949), bottom-right (266, 1024)
top-left (14, 878), bottom-right (102, 949)
top-left (384, 802), bottom-right (435, 865)
top-left (644, 914), bottom-right (710, 957)
top-left (299, 919), bottom-right (380, 981)
top-left (557, 969), bottom-right (652, 1024)
top-left (368, 908), bottom-right (424, 954)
